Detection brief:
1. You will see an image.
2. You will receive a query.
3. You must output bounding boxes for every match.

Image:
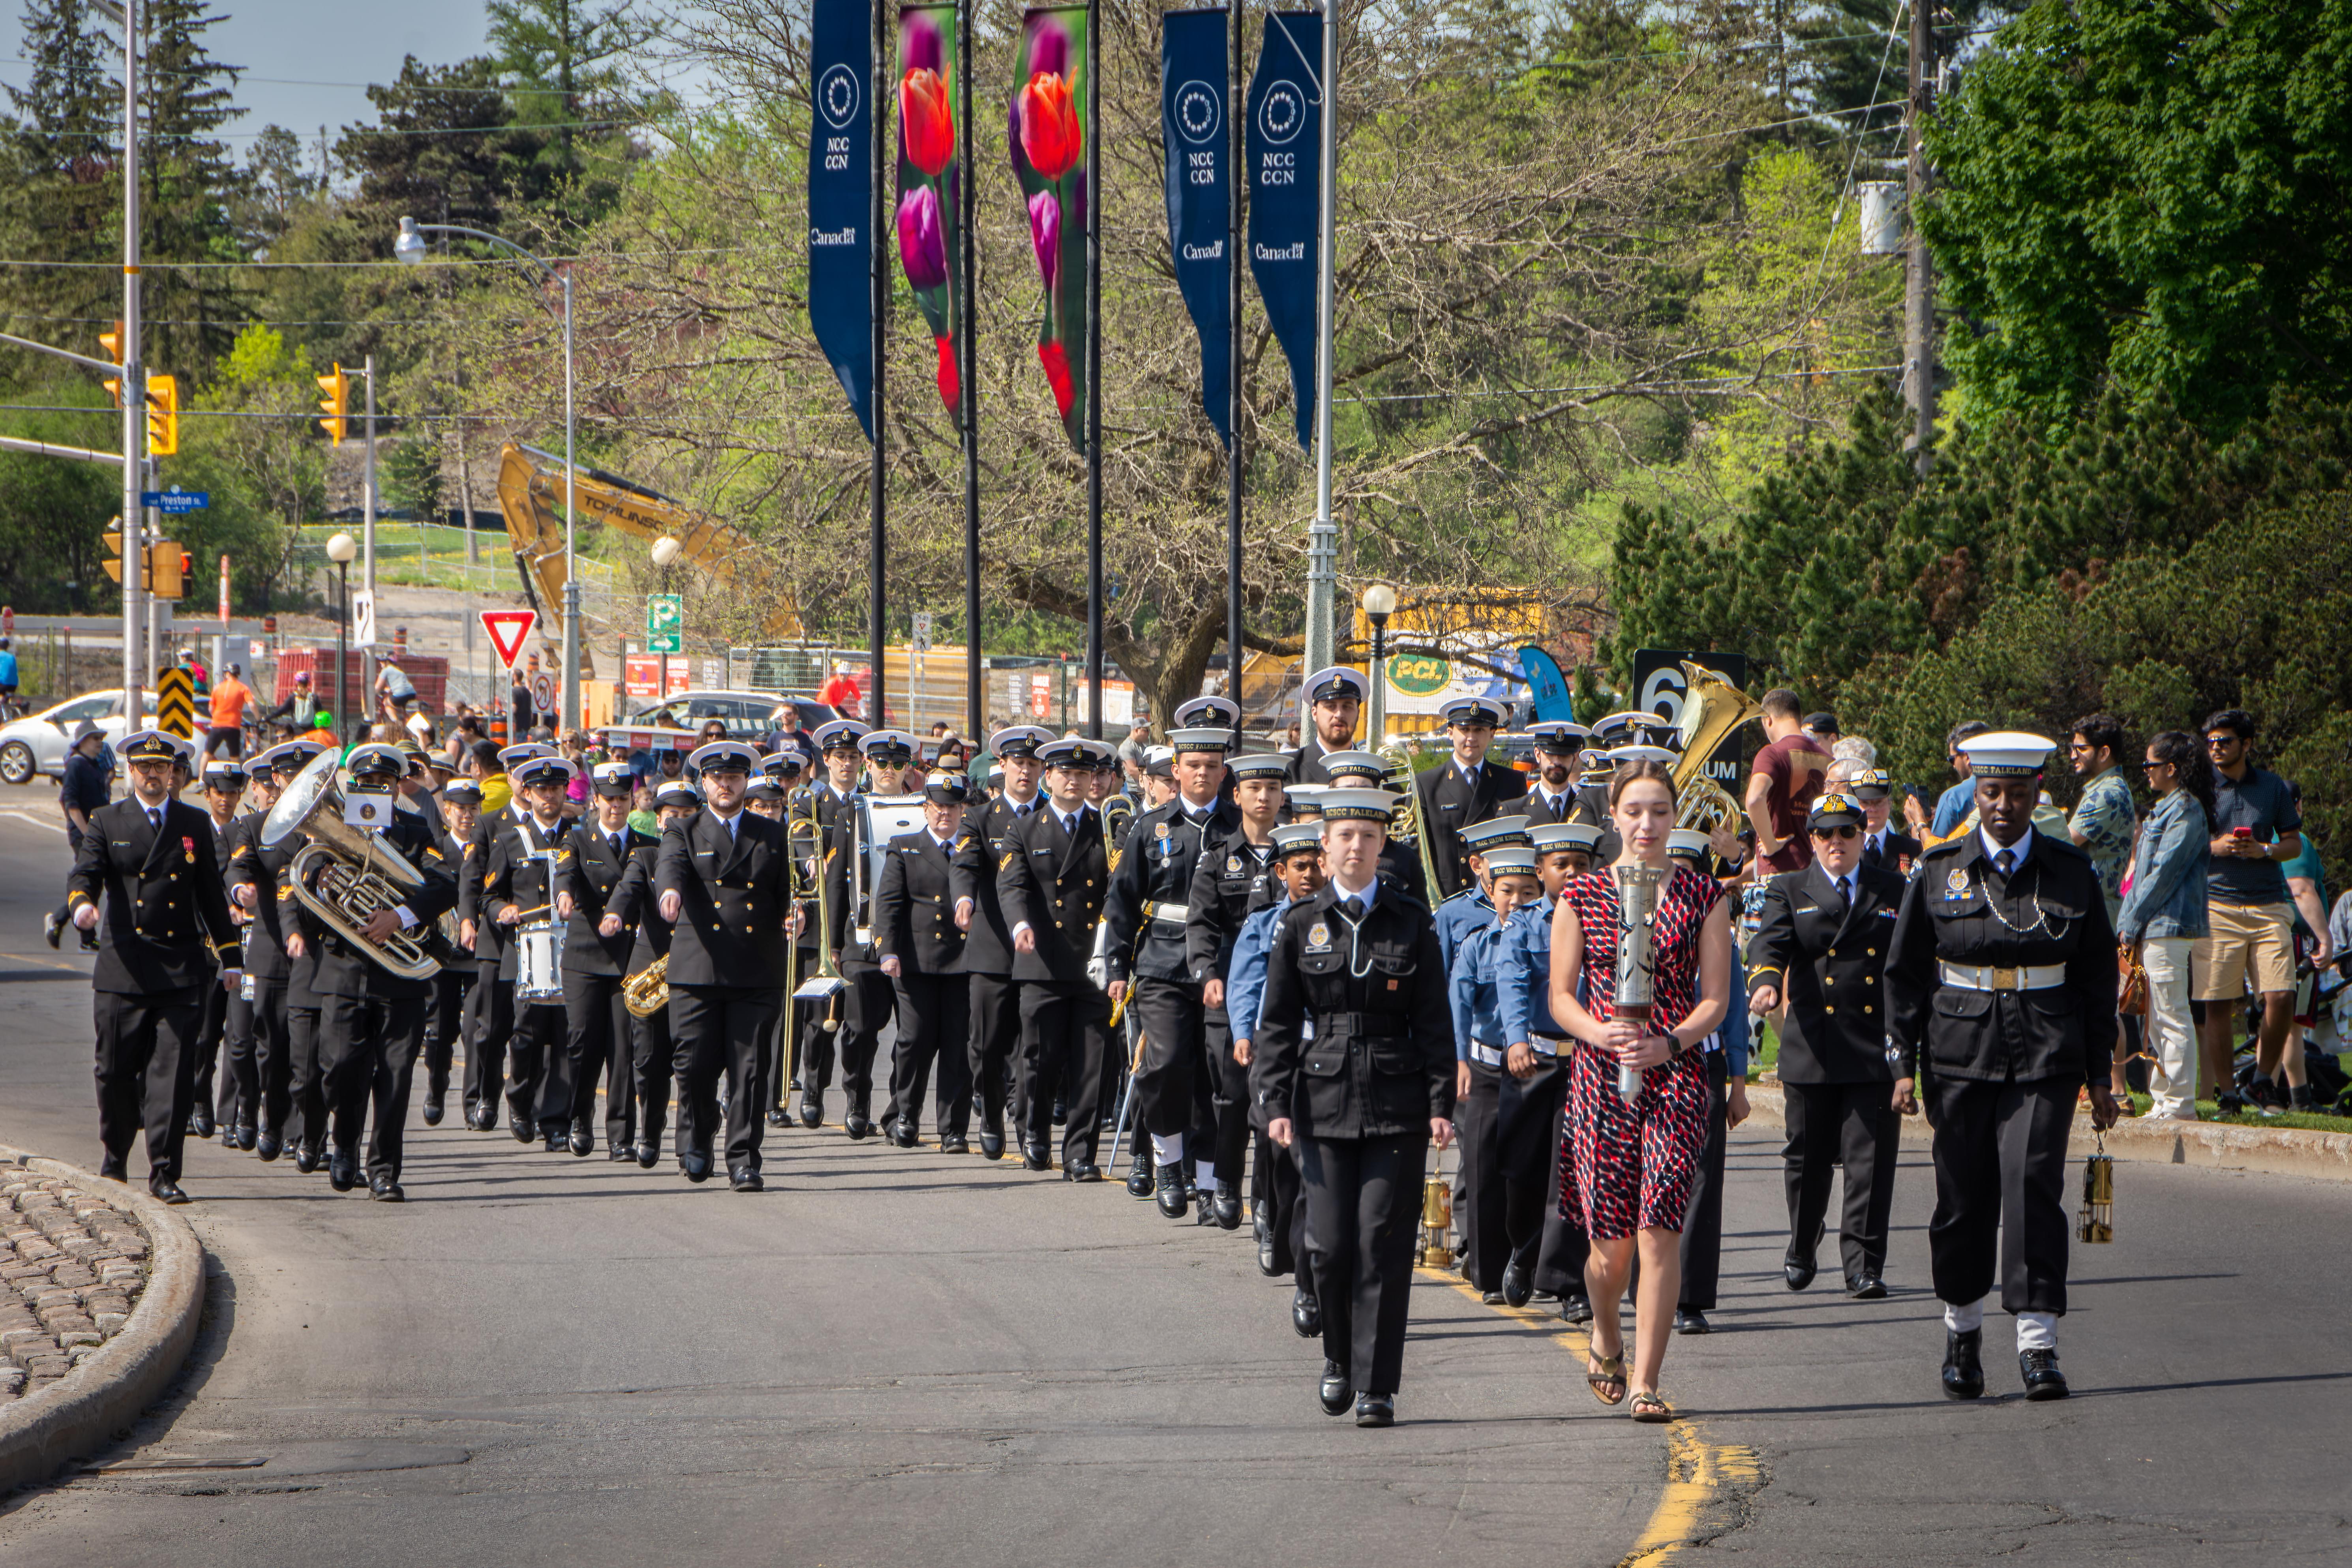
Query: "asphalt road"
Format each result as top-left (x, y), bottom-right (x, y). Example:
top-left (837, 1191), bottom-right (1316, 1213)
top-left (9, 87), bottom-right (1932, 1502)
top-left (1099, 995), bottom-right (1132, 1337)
top-left (0, 805), bottom-right (2346, 1566)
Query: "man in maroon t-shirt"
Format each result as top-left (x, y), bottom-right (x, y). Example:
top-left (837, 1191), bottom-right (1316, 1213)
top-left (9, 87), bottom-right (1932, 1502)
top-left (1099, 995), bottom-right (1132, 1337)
top-left (1744, 687), bottom-right (1829, 872)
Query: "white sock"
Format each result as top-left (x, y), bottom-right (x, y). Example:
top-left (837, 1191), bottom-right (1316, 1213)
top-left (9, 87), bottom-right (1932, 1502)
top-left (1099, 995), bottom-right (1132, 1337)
top-left (1150, 1132), bottom-right (1185, 1167)
top-left (1943, 1297), bottom-right (1986, 1335)
top-left (2015, 1311), bottom-right (2057, 1352)
top-left (1197, 1172), bottom-right (1220, 1195)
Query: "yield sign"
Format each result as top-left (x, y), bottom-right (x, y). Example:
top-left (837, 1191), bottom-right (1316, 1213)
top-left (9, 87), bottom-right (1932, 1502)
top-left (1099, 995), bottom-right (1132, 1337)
top-left (480, 608), bottom-right (538, 669)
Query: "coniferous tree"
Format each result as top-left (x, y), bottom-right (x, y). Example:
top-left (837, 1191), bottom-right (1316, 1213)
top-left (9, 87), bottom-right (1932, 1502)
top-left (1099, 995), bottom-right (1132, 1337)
top-left (138, 0), bottom-right (246, 376)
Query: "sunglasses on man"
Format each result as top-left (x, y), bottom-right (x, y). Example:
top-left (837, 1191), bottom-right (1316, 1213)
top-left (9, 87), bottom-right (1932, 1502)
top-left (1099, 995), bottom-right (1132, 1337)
top-left (1810, 825), bottom-right (1859, 840)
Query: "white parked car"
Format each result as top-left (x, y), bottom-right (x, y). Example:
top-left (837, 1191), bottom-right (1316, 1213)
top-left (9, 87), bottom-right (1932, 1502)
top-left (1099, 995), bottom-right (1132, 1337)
top-left (0, 689), bottom-right (159, 786)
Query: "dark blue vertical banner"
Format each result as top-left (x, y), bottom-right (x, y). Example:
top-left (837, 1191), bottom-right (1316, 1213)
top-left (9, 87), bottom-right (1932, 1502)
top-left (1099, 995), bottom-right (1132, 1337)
top-left (809, 0), bottom-right (875, 440)
top-left (1162, 8), bottom-right (1231, 448)
top-left (1245, 8), bottom-right (1320, 451)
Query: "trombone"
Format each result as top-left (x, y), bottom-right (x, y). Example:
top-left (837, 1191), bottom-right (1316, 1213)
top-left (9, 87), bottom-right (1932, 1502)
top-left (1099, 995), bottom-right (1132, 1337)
top-left (789, 800), bottom-right (846, 1011)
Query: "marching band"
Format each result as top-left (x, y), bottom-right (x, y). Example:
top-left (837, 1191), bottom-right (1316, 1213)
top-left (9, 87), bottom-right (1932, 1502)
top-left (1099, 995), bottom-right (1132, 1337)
top-left (62, 676), bottom-right (2121, 1422)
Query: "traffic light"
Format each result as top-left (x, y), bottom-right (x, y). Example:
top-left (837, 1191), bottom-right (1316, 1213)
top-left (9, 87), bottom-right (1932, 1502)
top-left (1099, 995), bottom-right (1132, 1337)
top-left (101, 519), bottom-right (126, 585)
top-left (317, 363), bottom-right (348, 444)
top-left (145, 373), bottom-right (178, 456)
top-left (99, 321), bottom-right (124, 406)
top-left (147, 541), bottom-right (184, 599)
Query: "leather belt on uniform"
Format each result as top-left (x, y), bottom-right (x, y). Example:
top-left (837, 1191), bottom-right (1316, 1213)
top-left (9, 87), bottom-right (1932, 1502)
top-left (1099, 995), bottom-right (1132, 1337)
top-left (1939, 960), bottom-right (2066, 992)
top-left (1469, 1042), bottom-right (1504, 1068)
top-left (1146, 900), bottom-right (1190, 924)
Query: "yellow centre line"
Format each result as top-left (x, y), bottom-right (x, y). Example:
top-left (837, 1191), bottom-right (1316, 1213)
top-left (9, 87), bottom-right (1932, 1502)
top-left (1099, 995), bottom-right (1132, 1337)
top-left (1416, 1263), bottom-right (1764, 1565)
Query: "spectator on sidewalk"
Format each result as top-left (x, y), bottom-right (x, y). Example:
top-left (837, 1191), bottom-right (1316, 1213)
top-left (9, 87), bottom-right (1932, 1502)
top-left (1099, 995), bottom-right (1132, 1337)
top-left (2115, 731), bottom-right (2214, 1120)
top-left (1743, 688), bottom-right (1829, 874)
top-left (1905, 719), bottom-right (1990, 843)
top-left (205, 662), bottom-right (253, 759)
top-left (2194, 709), bottom-right (2306, 1116)
top-left (2069, 714), bottom-right (2141, 1102)
top-left (45, 724), bottom-right (111, 949)
top-left (375, 659), bottom-right (418, 726)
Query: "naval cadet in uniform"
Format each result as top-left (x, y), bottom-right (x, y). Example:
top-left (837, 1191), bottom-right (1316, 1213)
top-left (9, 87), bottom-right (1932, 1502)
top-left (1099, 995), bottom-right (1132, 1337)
top-left (1414, 696), bottom-right (1529, 899)
top-left (559, 761), bottom-right (656, 1159)
top-left (876, 770), bottom-right (975, 1150)
top-left (1887, 731), bottom-right (2120, 1402)
top-left (1284, 667), bottom-right (1368, 786)
top-left (1517, 721), bottom-right (1593, 827)
top-left (951, 725), bottom-right (1054, 1159)
top-left (67, 728), bottom-right (244, 1203)
top-left (1185, 751), bottom-right (1290, 1225)
top-left (608, 778), bottom-right (699, 1167)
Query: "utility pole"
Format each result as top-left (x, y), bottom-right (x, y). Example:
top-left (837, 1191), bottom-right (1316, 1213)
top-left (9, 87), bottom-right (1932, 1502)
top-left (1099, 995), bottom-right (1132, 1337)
top-left (1302, 0), bottom-right (1339, 677)
top-left (118, 0), bottom-right (144, 711)
top-left (1904, 0), bottom-right (1937, 472)
top-left (363, 353), bottom-right (379, 720)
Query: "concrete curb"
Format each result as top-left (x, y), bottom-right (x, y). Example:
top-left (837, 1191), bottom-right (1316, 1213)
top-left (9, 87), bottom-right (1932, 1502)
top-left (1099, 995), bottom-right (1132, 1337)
top-left (1745, 1080), bottom-right (2352, 1184)
top-left (0, 1145), bottom-right (208, 1497)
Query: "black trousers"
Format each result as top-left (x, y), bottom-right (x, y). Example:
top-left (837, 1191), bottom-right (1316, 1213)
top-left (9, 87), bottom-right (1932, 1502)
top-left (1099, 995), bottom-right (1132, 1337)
top-left (1203, 1009), bottom-right (1252, 1185)
top-left (626, 991), bottom-right (673, 1153)
top-left (1129, 975), bottom-right (1206, 1141)
top-left (1458, 1062), bottom-right (1507, 1290)
top-left (884, 969), bottom-right (972, 1137)
top-left (285, 1002), bottom-right (326, 1150)
top-left (93, 985), bottom-right (203, 1182)
top-left (1253, 1129), bottom-right (1311, 1281)
top-left (1782, 1077), bottom-right (1901, 1282)
top-left (220, 981), bottom-right (256, 1129)
top-left (1300, 1132), bottom-right (1428, 1396)
top-left (1461, 1057), bottom-right (1572, 1292)
top-left (461, 961), bottom-right (512, 1113)
top-left (1532, 1043), bottom-right (1589, 1300)
top-left (424, 963), bottom-right (473, 1093)
top-left (1924, 1074), bottom-right (2079, 1316)
top-left (801, 964), bottom-right (888, 1111)
top-left (506, 1001), bottom-right (569, 1133)
top-left (967, 971), bottom-right (1021, 1137)
top-left (190, 968), bottom-right (227, 1120)
top-left (670, 983), bottom-right (776, 1171)
top-left (1016, 979), bottom-right (1109, 1163)
top-left (1677, 1052), bottom-right (1730, 1311)
top-left (563, 970), bottom-right (632, 1148)
top-left (237, 977), bottom-right (292, 1139)
top-left (319, 991), bottom-right (426, 1182)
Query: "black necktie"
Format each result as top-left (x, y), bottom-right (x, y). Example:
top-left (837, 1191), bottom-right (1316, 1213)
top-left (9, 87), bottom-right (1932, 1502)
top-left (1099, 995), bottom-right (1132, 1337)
top-left (148, 808), bottom-right (163, 833)
top-left (1863, 836), bottom-right (1883, 868)
top-left (1837, 874), bottom-right (1853, 906)
top-left (1995, 848), bottom-right (2015, 877)
top-left (1339, 895), bottom-right (1365, 921)
top-left (609, 834), bottom-right (623, 858)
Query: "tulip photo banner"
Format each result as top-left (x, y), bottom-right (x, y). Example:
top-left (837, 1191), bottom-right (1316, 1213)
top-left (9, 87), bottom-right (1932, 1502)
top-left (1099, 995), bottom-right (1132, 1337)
top-left (897, 1), bottom-right (965, 412)
top-left (1009, 6), bottom-right (1090, 451)
top-left (1162, 8), bottom-right (1231, 449)
top-left (808, 0), bottom-right (876, 439)
top-left (1246, 9), bottom-right (1321, 450)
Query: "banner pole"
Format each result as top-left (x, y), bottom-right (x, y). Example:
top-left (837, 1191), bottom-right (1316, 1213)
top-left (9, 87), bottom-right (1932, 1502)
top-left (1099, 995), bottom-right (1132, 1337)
top-left (960, 0), bottom-right (983, 744)
top-left (869, 0), bottom-right (889, 728)
top-left (1304, 0), bottom-right (1339, 676)
top-left (1084, 0), bottom-right (1104, 741)
top-left (1225, 0), bottom-right (1245, 743)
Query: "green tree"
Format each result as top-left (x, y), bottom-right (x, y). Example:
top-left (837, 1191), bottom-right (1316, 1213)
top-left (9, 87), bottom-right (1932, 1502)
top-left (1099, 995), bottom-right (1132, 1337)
top-left (1921, 0), bottom-right (2352, 434)
top-left (0, 0), bottom-right (122, 338)
top-left (484, 0), bottom-right (657, 216)
top-left (138, 0), bottom-right (247, 377)
top-left (163, 323), bottom-right (327, 610)
top-left (0, 381), bottom-right (121, 612)
top-left (334, 54), bottom-right (552, 249)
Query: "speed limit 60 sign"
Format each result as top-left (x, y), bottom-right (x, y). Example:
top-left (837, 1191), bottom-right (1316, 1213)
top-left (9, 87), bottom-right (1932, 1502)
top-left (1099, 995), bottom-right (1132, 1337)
top-left (1628, 649), bottom-right (1748, 787)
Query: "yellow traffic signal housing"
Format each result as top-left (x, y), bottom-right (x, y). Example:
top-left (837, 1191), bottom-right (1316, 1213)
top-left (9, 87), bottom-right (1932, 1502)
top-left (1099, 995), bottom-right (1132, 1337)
top-left (147, 540), bottom-right (184, 598)
top-left (145, 373), bottom-right (179, 455)
top-left (99, 321), bottom-right (125, 406)
top-left (317, 363), bottom-right (348, 443)
top-left (101, 519), bottom-right (126, 584)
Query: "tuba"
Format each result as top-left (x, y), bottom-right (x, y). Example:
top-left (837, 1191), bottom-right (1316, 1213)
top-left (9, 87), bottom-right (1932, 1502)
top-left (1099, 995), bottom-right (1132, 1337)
top-left (260, 747), bottom-right (448, 980)
top-left (622, 954), bottom-right (669, 1018)
top-left (1668, 660), bottom-right (1764, 835)
top-left (1378, 740), bottom-right (1446, 901)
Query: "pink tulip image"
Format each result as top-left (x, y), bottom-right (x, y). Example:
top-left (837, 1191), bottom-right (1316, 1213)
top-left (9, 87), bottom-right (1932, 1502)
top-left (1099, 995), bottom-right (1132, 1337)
top-left (1028, 189), bottom-right (1060, 288)
top-left (897, 185), bottom-right (947, 290)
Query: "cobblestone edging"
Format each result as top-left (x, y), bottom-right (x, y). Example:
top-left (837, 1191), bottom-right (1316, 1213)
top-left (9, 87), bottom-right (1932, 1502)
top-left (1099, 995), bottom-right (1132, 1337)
top-left (0, 1146), bottom-right (207, 1496)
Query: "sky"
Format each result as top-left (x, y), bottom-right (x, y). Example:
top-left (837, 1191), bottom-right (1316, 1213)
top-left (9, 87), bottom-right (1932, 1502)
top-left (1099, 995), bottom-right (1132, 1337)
top-left (204, 0), bottom-right (491, 143)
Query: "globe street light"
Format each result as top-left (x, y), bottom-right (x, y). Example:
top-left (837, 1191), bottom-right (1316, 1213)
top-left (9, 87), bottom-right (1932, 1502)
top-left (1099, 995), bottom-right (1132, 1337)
top-left (647, 536), bottom-right (683, 696)
top-left (395, 214), bottom-right (579, 733)
top-left (327, 531), bottom-right (359, 743)
top-left (1360, 582), bottom-right (1397, 746)
top-left (649, 535), bottom-right (682, 568)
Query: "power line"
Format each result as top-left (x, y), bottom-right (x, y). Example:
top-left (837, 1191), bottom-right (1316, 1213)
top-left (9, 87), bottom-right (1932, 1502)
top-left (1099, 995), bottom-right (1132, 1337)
top-left (1335, 364), bottom-right (1900, 405)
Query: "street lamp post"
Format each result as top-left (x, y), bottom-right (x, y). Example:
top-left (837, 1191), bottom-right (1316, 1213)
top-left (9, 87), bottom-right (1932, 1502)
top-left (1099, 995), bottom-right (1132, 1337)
top-left (327, 531), bottom-right (358, 745)
top-left (1360, 582), bottom-right (1396, 747)
top-left (394, 215), bottom-right (578, 733)
top-left (650, 535), bottom-right (681, 700)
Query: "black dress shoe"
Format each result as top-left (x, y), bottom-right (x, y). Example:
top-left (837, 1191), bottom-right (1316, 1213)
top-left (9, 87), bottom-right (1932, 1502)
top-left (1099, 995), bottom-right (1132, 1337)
top-left (1154, 1162), bottom-right (1188, 1218)
top-left (543, 1131), bottom-right (566, 1154)
top-left (1501, 1261), bottom-right (1534, 1309)
top-left (1022, 1142), bottom-right (1051, 1172)
top-left (800, 1093), bottom-right (824, 1129)
top-left (421, 1093), bottom-right (444, 1127)
top-left (1355, 1393), bottom-right (1395, 1428)
top-left (370, 1172), bottom-right (404, 1202)
top-left (99, 1153), bottom-right (128, 1182)
top-left (148, 1177), bottom-right (190, 1205)
top-left (1941, 1328), bottom-right (1985, 1400)
top-left (292, 1141), bottom-right (320, 1174)
top-left (1319, 1360), bottom-right (1352, 1416)
top-left (679, 1150), bottom-right (713, 1184)
top-left (568, 1119), bottom-right (593, 1157)
top-left (43, 910), bottom-right (62, 949)
top-left (1560, 1294), bottom-right (1593, 1325)
top-left (188, 1107), bottom-right (215, 1140)
top-left (1784, 1255), bottom-right (1818, 1292)
top-left (1125, 1150), bottom-right (1155, 1198)
top-left (328, 1152), bottom-right (358, 1192)
top-left (2019, 1347), bottom-right (2069, 1400)
top-left (1212, 1188), bottom-right (1243, 1230)
top-left (469, 1104), bottom-right (496, 1131)
top-left (979, 1132), bottom-right (1005, 1160)
top-left (235, 1123), bottom-right (258, 1152)
top-left (1481, 1289), bottom-right (1506, 1305)
top-left (1847, 1272), bottom-right (1888, 1300)
top-left (511, 1111), bottom-right (536, 1144)
top-left (607, 1141), bottom-right (634, 1161)
top-left (1051, 1096), bottom-right (1066, 1126)
top-left (730, 1165), bottom-right (764, 1193)
top-left (890, 1120), bottom-right (918, 1149)
top-left (766, 1107), bottom-right (789, 1127)
top-left (1063, 1160), bottom-right (1103, 1182)
top-left (1292, 1287), bottom-right (1321, 1339)
top-left (1673, 1307), bottom-right (1711, 1335)
top-left (636, 1142), bottom-right (659, 1169)
top-left (938, 1133), bottom-right (970, 1155)
top-left (845, 1113), bottom-right (874, 1141)
top-left (1257, 1234), bottom-right (1281, 1277)
top-left (255, 1131), bottom-right (282, 1162)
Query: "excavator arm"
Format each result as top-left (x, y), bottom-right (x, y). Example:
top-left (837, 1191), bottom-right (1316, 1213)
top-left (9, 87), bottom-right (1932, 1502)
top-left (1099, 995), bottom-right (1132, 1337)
top-left (493, 443), bottom-right (803, 660)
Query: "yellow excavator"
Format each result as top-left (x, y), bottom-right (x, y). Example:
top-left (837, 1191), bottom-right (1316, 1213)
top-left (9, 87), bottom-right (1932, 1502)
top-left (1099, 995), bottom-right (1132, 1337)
top-left (493, 442), bottom-right (804, 656)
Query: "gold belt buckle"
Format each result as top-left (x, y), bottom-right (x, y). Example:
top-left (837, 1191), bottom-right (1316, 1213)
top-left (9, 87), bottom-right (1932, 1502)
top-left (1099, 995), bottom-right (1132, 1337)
top-left (1991, 966), bottom-right (2019, 991)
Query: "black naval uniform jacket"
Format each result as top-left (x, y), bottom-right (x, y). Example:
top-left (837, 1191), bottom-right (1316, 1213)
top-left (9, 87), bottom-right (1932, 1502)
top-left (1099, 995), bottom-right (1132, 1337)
top-left (482, 812), bottom-right (576, 983)
top-left (558, 822), bottom-right (655, 978)
top-left (301, 805), bottom-right (456, 1002)
top-left (994, 803), bottom-right (1111, 987)
top-left (1414, 757), bottom-right (1529, 898)
top-left (654, 806), bottom-right (793, 989)
top-left (1184, 829), bottom-right (1280, 986)
top-left (1284, 735), bottom-right (1351, 786)
top-left (1746, 860), bottom-right (1910, 1084)
top-left (1251, 883), bottom-right (1455, 1139)
top-left (1517, 782), bottom-right (1587, 828)
top-left (227, 812), bottom-right (301, 984)
top-left (68, 796), bottom-right (244, 992)
top-left (1101, 797), bottom-right (1240, 986)
top-left (875, 826), bottom-right (969, 976)
top-left (951, 793), bottom-right (1041, 978)
top-left (608, 831), bottom-right (677, 979)
top-left (458, 801), bottom-right (521, 965)
top-left (1861, 825), bottom-right (1924, 876)
top-left (1886, 831), bottom-right (2117, 1085)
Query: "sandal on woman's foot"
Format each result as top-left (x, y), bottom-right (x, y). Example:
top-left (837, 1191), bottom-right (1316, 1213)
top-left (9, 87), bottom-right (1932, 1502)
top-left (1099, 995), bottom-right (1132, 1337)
top-left (1629, 1390), bottom-right (1674, 1423)
top-left (1586, 1349), bottom-right (1627, 1406)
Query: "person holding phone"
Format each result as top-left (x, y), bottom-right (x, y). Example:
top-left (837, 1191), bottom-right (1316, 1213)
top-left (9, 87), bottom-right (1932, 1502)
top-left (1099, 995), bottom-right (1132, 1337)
top-left (2194, 710), bottom-right (2306, 1115)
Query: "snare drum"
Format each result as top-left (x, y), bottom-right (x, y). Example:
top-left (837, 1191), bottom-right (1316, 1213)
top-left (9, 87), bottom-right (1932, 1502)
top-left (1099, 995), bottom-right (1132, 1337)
top-left (517, 919), bottom-right (566, 1003)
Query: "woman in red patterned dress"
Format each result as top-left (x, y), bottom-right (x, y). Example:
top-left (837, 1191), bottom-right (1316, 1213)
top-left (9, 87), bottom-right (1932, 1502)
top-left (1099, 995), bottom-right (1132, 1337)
top-left (1545, 758), bottom-right (1733, 1422)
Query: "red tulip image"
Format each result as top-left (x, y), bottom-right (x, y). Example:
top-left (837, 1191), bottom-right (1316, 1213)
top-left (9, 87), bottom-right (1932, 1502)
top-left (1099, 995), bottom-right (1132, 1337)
top-left (1018, 71), bottom-right (1080, 181)
top-left (936, 336), bottom-right (960, 411)
top-left (901, 67), bottom-right (955, 177)
top-left (1037, 341), bottom-right (1074, 420)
